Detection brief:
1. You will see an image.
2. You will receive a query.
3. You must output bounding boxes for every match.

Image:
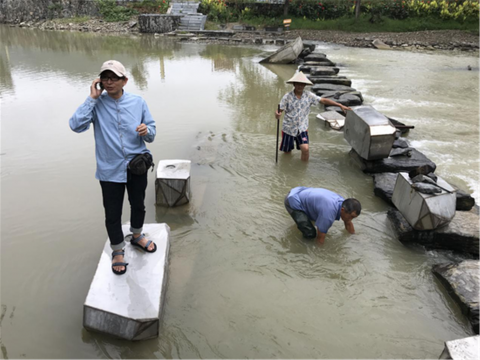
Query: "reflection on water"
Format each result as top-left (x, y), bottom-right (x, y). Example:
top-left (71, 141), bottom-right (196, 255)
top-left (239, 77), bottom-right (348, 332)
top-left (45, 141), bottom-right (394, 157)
top-left (1, 25), bottom-right (478, 359)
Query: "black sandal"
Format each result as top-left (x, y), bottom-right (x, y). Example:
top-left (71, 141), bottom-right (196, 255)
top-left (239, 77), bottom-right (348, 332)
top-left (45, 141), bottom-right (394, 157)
top-left (112, 249), bottom-right (129, 275)
top-left (130, 234), bottom-right (157, 253)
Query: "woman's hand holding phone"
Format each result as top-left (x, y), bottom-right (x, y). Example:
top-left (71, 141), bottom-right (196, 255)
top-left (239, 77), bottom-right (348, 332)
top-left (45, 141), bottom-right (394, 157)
top-left (90, 78), bottom-right (103, 99)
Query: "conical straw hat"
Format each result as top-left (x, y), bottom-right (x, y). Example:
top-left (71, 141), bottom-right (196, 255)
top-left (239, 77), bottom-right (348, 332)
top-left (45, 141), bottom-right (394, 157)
top-left (286, 71), bottom-right (313, 86)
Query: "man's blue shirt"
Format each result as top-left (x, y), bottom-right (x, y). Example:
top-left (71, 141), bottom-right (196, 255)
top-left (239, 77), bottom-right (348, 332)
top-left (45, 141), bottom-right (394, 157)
top-left (69, 91), bottom-right (156, 183)
top-left (288, 187), bottom-right (344, 233)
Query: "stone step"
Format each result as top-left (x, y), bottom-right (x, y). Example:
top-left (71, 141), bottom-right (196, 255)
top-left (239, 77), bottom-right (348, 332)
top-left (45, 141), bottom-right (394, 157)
top-left (83, 223), bottom-right (170, 340)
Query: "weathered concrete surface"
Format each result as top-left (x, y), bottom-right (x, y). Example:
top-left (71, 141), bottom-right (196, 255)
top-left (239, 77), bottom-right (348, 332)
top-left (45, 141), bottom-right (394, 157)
top-left (387, 208), bottom-right (479, 257)
top-left (439, 335), bottom-right (480, 359)
top-left (372, 172), bottom-right (398, 205)
top-left (139, 14), bottom-right (182, 34)
top-left (433, 261), bottom-right (479, 335)
top-left (84, 223), bottom-right (170, 340)
top-left (303, 53), bottom-right (327, 61)
top-left (372, 171), bottom-right (476, 211)
top-left (259, 36), bottom-right (303, 64)
top-left (349, 148), bottom-right (437, 174)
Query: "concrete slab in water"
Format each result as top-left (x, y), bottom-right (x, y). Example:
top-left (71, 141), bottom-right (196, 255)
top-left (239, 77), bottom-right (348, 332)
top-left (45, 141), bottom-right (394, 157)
top-left (84, 223), bottom-right (170, 340)
top-left (439, 335), bottom-right (480, 359)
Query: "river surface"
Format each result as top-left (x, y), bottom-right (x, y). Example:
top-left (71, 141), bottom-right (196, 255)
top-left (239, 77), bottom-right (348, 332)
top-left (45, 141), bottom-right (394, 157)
top-left (0, 26), bottom-right (478, 359)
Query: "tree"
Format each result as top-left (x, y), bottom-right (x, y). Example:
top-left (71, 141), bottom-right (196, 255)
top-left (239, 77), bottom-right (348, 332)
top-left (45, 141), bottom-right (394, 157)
top-left (355, 0), bottom-right (361, 20)
top-left (283, 0), bottom-right (289, 16)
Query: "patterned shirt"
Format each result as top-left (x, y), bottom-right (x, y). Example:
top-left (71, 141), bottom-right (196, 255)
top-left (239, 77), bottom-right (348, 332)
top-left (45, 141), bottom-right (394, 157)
top-left (279, 90), bottom-right (322, 136)
top-left (69, 91), bottom-right (156, 183)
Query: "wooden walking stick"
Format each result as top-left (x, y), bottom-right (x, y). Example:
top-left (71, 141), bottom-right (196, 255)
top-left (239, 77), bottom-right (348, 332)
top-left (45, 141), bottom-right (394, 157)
top-left (276, 104), bottom-right (280, 164)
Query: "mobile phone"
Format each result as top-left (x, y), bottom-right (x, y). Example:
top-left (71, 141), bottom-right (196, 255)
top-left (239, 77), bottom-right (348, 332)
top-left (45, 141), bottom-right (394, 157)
top-left (96, 81), bottom-right (104, 90)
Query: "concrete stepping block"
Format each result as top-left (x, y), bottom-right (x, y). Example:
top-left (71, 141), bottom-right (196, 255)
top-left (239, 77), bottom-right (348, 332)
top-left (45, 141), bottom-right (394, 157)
top-left (84, 223), bottom-right (170, 340)
top-left (387, 208), bottom-right (479, 257)
top-left (392, 172), bottom-right (456, 230)
top-left (316, 111), bottom-right (345, 130)
top-left (439, 335), bottom-right (480, 359)
top-left (433, 262), bottom-right (479, 335)
top-left (304, 53), bottom-right (327, 61)
top-left (156, 160), bottom-right (191, 207)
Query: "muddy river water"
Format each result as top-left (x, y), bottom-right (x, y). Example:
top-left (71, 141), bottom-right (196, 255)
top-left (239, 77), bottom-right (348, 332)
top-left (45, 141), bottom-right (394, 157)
top-left (1, 26), bottom-right (478, 358)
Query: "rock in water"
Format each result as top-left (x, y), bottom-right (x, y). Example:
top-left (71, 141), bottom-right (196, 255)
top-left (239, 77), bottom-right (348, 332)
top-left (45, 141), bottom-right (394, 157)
top-left (433, 261), bottom-right (479, 334)
top-left (372, 39), bottom-right (391, 50)
top-left (387, 208), bottom-right (479, 257)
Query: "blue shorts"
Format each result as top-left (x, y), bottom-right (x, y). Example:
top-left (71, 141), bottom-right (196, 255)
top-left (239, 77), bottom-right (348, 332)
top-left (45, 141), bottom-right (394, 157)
top-left (280, 131), bottom-right (309, 152)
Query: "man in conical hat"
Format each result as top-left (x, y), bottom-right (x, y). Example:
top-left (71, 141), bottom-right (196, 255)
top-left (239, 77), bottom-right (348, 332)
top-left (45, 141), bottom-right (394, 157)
top-left (275, 71), bottom-right (350, 161)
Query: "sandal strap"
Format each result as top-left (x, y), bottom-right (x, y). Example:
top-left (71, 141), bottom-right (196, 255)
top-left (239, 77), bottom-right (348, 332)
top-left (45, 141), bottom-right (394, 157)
top-left (145, 240), bottom-right (152, 248)
top-left (131, 234), bottom-right (145, 245)
top-left (112, 262), bottom-right (129, 266)
top-left (112, 250), bottom-right (125, 257)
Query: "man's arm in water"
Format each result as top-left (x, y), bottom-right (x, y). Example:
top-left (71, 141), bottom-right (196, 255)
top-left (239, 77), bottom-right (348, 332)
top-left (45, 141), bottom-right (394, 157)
top-left (316, 229), bottom-right (326, 245)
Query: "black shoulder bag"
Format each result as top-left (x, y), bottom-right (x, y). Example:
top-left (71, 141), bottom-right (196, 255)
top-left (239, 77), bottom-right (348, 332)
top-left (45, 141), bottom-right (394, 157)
top-left (128, 153), bottom-right (154, 175)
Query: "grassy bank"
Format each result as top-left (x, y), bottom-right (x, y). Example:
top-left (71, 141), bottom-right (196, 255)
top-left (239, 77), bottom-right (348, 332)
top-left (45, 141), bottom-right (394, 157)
top-left (237, 15), bottom-right (479, 34)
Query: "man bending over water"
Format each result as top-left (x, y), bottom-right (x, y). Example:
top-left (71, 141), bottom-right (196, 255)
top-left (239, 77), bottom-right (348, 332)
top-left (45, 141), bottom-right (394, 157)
top-left (285, 187), bottom-right (361, 244)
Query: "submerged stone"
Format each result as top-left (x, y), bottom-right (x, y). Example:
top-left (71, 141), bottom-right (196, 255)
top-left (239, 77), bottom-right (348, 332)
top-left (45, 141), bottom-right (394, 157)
top-left (387, 208), bottom-right (479, 257)
top-left (310, 66), bottom-right (339, 76)
top-left (308, 77), bottom-right (352, 86)
top-left (433, 261), bottom-right (479, 334)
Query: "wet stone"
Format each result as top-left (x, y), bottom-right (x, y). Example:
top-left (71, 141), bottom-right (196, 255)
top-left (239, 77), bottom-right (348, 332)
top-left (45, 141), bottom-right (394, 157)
top-left (372, 172), bottom-right (398, 205)
top-left (387, 208), bottom-right (479, 258)
top-left (308, 77), bottom-right (352, 86)
top-left (312, 83), bottom-right (356, 92)
top-left (433, 261), bottom-right (479, 334)
top-left (392, 137), bottom-right (410, 148)
top-left (310, 66), bottom-right (339, 76)
top-left (348, 148), bottom-right (436, 174)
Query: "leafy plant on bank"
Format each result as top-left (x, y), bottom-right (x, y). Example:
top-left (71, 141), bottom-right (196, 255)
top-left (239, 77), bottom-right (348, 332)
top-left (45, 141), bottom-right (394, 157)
top-left (127, 0), bottom-right (171, 14)
top-left (95, 0), bottom-right (138, 22)
top-left (199, 0), bottom-right (478, 23)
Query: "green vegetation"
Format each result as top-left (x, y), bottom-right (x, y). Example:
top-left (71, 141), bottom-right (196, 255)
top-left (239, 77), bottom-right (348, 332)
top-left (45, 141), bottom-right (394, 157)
top-left (285, 14), bottom-right (479, 32)
top-left (95, 0), bottom-right (138, 22)
top-left (198, 0), bottom-right (479, 31)
top-left (127, 0), bottom-right (171, 14)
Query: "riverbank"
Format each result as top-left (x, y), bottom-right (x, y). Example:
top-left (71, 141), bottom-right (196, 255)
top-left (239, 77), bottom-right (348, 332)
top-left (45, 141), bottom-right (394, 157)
top-left (10, 17), bottom-right (479, 53)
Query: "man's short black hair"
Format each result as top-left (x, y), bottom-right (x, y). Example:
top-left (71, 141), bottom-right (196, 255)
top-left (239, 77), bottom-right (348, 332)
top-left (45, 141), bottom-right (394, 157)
top-left (342, 198), bottom-right (361, 216)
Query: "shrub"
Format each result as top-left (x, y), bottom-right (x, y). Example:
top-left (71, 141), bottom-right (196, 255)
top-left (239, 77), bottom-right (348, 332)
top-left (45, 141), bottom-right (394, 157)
top-left (95, 0), bottom-right (138, 22)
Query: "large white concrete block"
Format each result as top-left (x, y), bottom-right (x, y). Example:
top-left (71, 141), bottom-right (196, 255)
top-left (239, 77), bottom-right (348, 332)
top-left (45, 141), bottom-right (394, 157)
top-left (156, 159), bottom-right (191, 207)
top-left (439, 335), bottom-right (479, 359)
top-left (83, 224), bottom-right (170, 340)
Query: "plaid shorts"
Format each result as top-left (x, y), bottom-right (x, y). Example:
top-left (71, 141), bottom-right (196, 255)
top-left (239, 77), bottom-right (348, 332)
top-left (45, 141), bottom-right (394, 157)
top-left (280, 131), bottom-right (309, 152)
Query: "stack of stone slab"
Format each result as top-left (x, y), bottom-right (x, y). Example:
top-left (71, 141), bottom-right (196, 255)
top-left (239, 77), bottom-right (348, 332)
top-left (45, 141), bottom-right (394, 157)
top-left (295, 49), bottom-right (363, 107)
top-left (169, 1), bottom-right (206, 31)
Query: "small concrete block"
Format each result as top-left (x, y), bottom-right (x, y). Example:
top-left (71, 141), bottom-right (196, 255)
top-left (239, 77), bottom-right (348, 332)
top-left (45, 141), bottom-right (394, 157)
top-left (84, 224), bottom-right (170, 340)
top-left (439, 335), bottom-right (479, 359)
top-left (156, 160), bottom-right (191, 207)
top-left (275, 39), bottom-right (285, 45)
